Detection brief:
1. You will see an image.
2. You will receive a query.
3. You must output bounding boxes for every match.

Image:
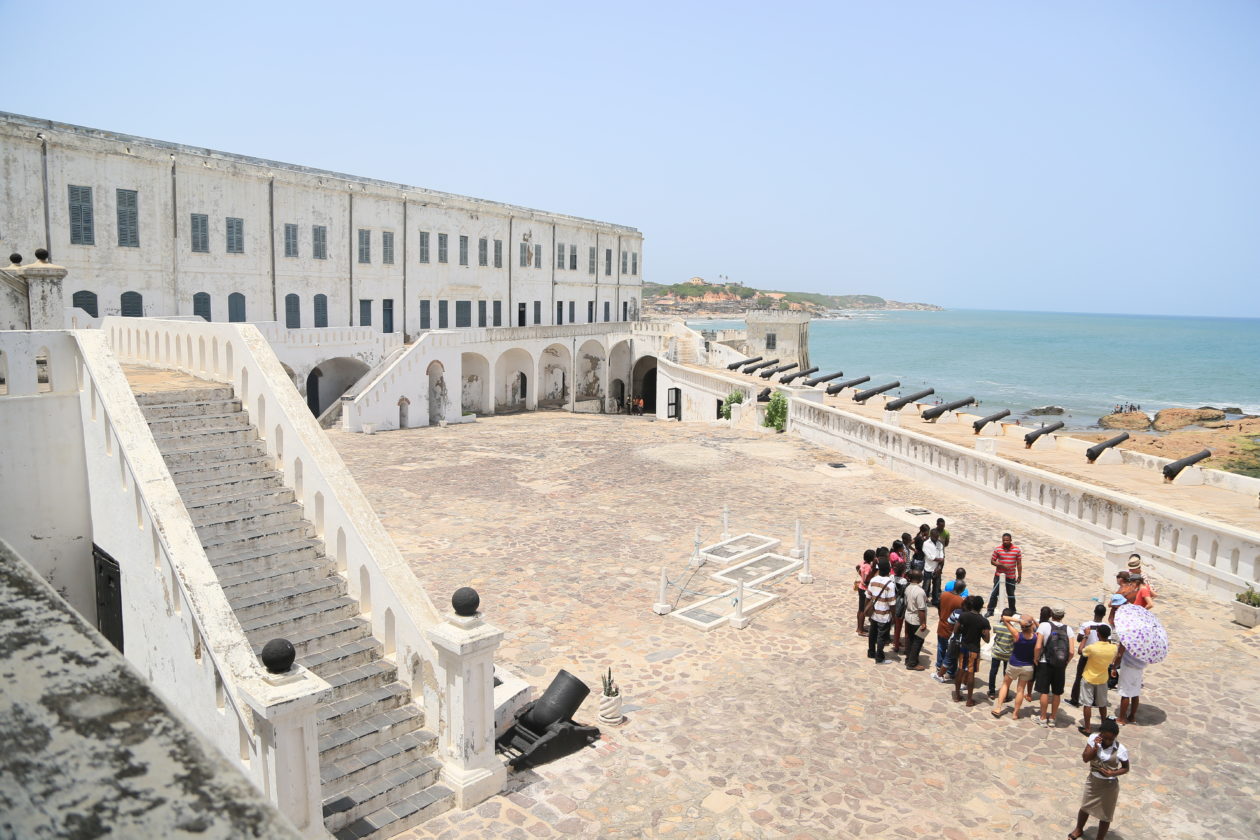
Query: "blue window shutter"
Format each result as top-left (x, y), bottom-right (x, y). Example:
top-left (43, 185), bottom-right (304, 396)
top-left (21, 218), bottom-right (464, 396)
top-left (285, 294), bottom-right (300, 328)
top-left (228, 292), bottom-right (246, 322)
top-left (120, 291), bottom-right (143, 317)
top-left (314, 294), bottom-right (328, 327)
top-left (116, 189), bottom-right (139, 247)
top-left (72, 290), bottom-right (99, 317)
top-left (69, 185), bottom-right (95, 245)
top-left (193, 292), bottom-right (211, 320)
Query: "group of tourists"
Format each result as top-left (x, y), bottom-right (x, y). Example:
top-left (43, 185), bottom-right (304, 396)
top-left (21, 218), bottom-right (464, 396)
top-left (1113, 402), bottom-right (1142, 413)
top-left (855, 529), bottom-right (1157, 840)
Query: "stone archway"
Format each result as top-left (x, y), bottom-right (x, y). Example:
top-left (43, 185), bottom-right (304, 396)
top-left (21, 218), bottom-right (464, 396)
top-left (398, 396), bottom-right (411, 429)
top-left (306, 357), bottom-right (371, 416)
top-left (576, 339), bottom-right (606, 403)
top-left (632, 356), bottom-right (658, 414)
top-left (427, 360), bottom-right (448, 425)
top-left (494, 348), bottom-right (533, 412)
top-left (537, 343), bottom-right (572, 409)
top-left (461, 352), bottom-right (490, 415)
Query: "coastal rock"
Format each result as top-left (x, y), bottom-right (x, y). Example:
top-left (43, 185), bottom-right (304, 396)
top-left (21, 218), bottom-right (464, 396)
top-left (1152, 407), bottom-right (1225, 432)
top-left (1027, 405), bottom-right (1064, 416)
top-left (1224, 407), bottom-right (1243, 415)
top-left (1099, 411), bottom-right (1151, 430)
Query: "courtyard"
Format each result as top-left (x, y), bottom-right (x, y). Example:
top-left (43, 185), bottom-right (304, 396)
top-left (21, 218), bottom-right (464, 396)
top-left (329, 412), bottom-right (1260, 840)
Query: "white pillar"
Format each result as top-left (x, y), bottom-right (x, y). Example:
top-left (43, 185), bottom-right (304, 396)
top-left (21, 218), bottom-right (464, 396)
top-left (1103, 538), bottom-right (1135, 592)
top-left (798, 539), bottom-right (814, 584)
top-left (721, 505), bottom-right (730, 541)
top-left (730, 580), bottom-right (751, 629)
top-left (791, 519), bottom-right (804, 559)
top-left (426, 602), bottom-right (507, 809)
top-left (653, 567), bottom-right (672, 615)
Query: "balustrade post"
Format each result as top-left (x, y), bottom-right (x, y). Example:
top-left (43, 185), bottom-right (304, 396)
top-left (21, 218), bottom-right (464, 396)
top-left (17, 250), bottom-right (68, 330)
top-left (1102, 537), bottom-right (1136, 592)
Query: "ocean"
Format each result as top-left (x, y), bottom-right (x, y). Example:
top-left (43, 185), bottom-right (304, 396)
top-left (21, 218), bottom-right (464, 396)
top-left (689, 309), bottom-right (1260, 427)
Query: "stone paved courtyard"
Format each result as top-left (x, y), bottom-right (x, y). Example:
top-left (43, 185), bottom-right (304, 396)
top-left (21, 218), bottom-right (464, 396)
top-left (329, 413), bottom-right (1260, 840)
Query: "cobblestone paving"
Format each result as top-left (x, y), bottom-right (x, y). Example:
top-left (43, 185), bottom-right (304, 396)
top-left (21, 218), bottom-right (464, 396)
top-left (329, 413), bottom-right (1260, 840)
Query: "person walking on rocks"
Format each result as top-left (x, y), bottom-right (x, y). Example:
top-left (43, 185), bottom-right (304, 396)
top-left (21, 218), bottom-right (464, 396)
top-left (1077, 625), bottom-right (1117, 734)
top-left (1034, 606), bottom-right (1075, 728)
top-left (954, 595), bottom-right (991, 706)
top-left (864, 556), bottom-right (896, 664)
top-left (1068, 718), bottom-right (1129, 840)
top-left (902, 569), bottom-right (928, 670)
top-left (992, 613), bottom-right (1038, 720)
top-left (986, 532), bottom-right (1022, 617)
top-left (922, 527), bottom-right (945, 607)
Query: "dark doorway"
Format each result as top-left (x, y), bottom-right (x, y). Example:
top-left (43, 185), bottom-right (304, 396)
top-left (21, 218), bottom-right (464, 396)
top-left (93, 545), bottom-right (123, 653)
top-left (641, 368), bottom-right (657, 413)
top-left (516, 371), bottom-right (528, 405)
top-left (306, 368), bottom-right (322, 415)
top-left (518, 302), bottom-right (527, 327)
top-left (667, 387), bottom-right (681, 420)
top-left (716, 398), bottom-right (724, 419)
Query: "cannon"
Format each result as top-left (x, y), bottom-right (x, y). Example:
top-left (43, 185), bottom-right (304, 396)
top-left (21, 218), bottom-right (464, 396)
top-left (972, 409), bottom-right (1010, 434)
top-left (780, 366), bottom-right (818, 384)
top-left (497, 669), bottom-right (600, 770)
top-left (744, 358), bottom-right (780, 374)
top-left (802, 370), bottom-right (844, 387)
top-left (727, 355), bottom-right (762, 371)
top-left (922, 396), bottom-right (976, 422)
top-left (1162, 448), bottom-right (1211, 481)
top-left (759, 362), bottom-right (799, 379)
top-left (885, 388), bottom-right (935, 412)
top-left (756, 387), bottom-right (772, 402)
top-left (824, 375), bottom-right (871, 396)
top-left (1086, 432), bottom-right (1129, 463)
top-left (852, 381), bottom-right (901, 404)
top-left (1023, 420), bottom-right (1065, 447)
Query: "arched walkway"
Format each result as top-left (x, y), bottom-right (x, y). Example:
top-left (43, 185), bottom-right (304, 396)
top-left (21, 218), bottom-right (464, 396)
top-left (576, 339), bottom-right (606, 402)
top-left (537, 343), bottom-right (572, 409)
top-left (461, 352), bottom-right (491, 415)
top-left (494, 348), bottom-right (533, 412)
top-left (633, 356), bottom-right (658, 414)
top-left (306, 356), bottom-right (370, 416)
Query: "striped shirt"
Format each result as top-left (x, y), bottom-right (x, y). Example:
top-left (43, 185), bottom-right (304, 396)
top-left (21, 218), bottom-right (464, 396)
top-left (991, 544), bottom-right (1022, 578)
top-left (866, 575), bottom-right (896, 624)
top-left (991, 624), bottom-right (1014, 660)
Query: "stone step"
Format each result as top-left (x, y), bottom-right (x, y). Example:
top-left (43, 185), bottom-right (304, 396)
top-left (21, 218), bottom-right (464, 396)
top-left (219, 556), bottom-right (331, 600)
top-left (186, 486), bottom-right (295, 520)
top-left (318, 659), bottom-right (398, 704)
top-left (139, 397), bottom-right (242, 420)
top-left (201, 521), bottom-right (315, 559)
top-left (135, 386), bottom-right (234, 406)
top-left (167, 453), bottom-right (273, 483)
top-left (319, 726), bottom-right (436, 801)
top-left (208, 538), bottom-right (323, 576)
top-left (304, 637), bottom-right (384, 679)
top-left (241, 596), bottom-right (359, 640)
top-left (154, 426), bottom-right (258, 452)
top-left (274, 616), bottom-right (374, 660)
top-left (229, 576), bottom-right (349, 624)
top-left (193, 502), bottom-right (304, 539)
top-left (330, 781), bottom-right (454, 840)
top-left (163, 440), bottom-right (267, 469)
top-left (324, 753), bottom-right (443, 835)
top-left (175, 471), bottom-right (284, 502)
top-left (317, 705), bottom-right (423, 765)
top-left (317, 681), bottom-right (411, 731)
top-left (146, 411), bottom-right (252, 435)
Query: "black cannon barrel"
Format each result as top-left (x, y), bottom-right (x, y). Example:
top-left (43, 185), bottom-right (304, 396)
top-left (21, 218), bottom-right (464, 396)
top-left (825, 375), bottom-right (871, 395)
top-left (520, 669), bottom-right (590, 732)
top-left (744, 358), bottom-right (780, 373)
top-left (852, 381), bottom-right (901, 403)
top-left (780, 366), bottom-right (819, 384)
top-left (971, 409), bottom-right (1011, 434)
top-left (1023, 420), bottom-right (1065, 447)
top-left (759, 362), bottom-right (799, 379)
top-left (922, 396), bottom-right (976, 421)
top-left (1086, 432), bottom-right (1130, 463)
top-left (802, 370), bottom-right (844, 387)
top-left (886, 388), bottom-right (935, 412)
top-left (727, 355), bottom-right (762, 370)
top-left (1162, 448), bottom-right (1211, 481)
top-left (756, 387), bottom-right (772, 402)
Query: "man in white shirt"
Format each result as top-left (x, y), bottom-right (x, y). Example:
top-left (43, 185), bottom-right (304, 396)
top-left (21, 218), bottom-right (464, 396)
top-left (865, 557), bottom-right (896, 664)
top-left (1069, 604), bottom-right (1109, 707)
top-left (922, 527), bottom-right (944, 607)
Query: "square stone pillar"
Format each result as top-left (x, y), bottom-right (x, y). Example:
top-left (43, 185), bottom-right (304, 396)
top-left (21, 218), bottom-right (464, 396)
top-left (17, 256), bottom-right (68, 330)
top-left (1103, 538), bottom-right (1136, 592)
top-left (426, 602), bottom-right (508, 808)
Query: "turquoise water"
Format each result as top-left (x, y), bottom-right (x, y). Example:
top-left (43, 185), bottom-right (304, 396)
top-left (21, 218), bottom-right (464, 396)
top-left (691, 310), bottom-right (1260, 427)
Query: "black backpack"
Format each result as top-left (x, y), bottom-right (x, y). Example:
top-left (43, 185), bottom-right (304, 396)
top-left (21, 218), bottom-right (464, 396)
top-left (1045, 622), bottom-right (1070, 667)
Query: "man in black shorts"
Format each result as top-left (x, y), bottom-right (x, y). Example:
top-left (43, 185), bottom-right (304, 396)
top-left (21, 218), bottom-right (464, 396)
top-left (1033, 606), bottom-right (1075, 728)
top-left (954, 595), bottom-right (991, 707)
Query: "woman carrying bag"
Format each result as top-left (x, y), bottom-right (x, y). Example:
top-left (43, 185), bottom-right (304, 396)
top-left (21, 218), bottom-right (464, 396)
top-left (1068, 718), bottom-right (1130, 840)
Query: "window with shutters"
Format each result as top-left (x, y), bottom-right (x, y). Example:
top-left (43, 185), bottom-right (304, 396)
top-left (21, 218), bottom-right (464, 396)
top-left (313, 225), bottom-right (327, 259)
top-left (285, 294), bottom-right (301, 328)
top-left (557, 242), bottom-right (565, 269)
top-left (478, 237), bottom-right (488, 267)
top-left (120, 291), bottom-right (143, 317)
top-left (621, 250), bottom-right (628, 274)
top-left (314, 294), bottom-right (328, 327)
top-left (438, 300), bottom-right (449, 328)
top-left (533, 244), bottom-right (542, 269)
top-left (68, 185), bottom-right (95, 245)
top-left (228, 292), bottom-right (246, 322)
top-left (603, 301), bottom-right (610, 322)
top-left (622, 301), bottom-right (628, 321)
top-left (418, 231), bottom-right (430, 263)
top-left (477, 300), bottom-right (487, 327)
top-left (72, 290), bottom-right (99, 318)
top-left (358, 229), bottom-right (370, 263)
top-left (587, 301), bottom-right (595, 323)
top-left (284, 223), bottom-right (298, 258)
top-left (359, 299), bottom-right (372, 326)
top-left (605, 248), bottom-right (612, 276)
top-left (193, 292), bottom-right (211, 321)
top-left (419, 300), bottom-right (431, 329)
top-left (533, 300), bottom-right (541, 325)
top-left (765, 333), bottom-right (777, 350)
top-left (455, 300), bottom-right (472, 328)
top-left (588, 246), bottom-right (596, 275)
top-left (191, 213), bottom-right (210, 253)
top-left (493, 239), bottom-right (502, 268)
top-left (556, 301), bottom-right (564, 325)
top-left (459, 235), bottom-right (469, 266)
top-left (632, 252), bottom-right (638, 274)
top-left (226, 218), bottom-right (244, 254)
top-left (492, 300), bottom-right (502, 326)
top-left (116, 189), bottom-right (139, 248)
top-left (438, 233), bottom-right (448, 263)
top-left (382, 299), bottom-right (394, 333)
top-left (569, 245), bottom-right (577, 271)
top-left (382, 231), bottom-right (395, 264)
top-left (519, 242), bottom-right (528, 267)
top-left (568, 301), bottom-right (575, 323)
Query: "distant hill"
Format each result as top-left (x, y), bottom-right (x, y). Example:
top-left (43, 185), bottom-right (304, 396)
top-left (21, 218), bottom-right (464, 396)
top-left (642, 280), bottom-right (941, 313)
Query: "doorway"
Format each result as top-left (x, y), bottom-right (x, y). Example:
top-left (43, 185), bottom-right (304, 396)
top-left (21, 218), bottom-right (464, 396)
top-left (93, 545), bottom-right (124, 653)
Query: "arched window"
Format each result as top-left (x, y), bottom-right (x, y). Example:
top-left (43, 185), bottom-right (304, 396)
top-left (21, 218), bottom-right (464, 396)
top-left (193, 292), bottom-right (211, 321)
top-left (285, 293), bottom-right (300, 328)
top-left (313, 294), bottom-right (328, 328)
top-left (72, 290), bottom-right (99, 318)
top-left (120, 291), bottom-right (143, 317)
top-left (228, 292), bottom-right (246, 323)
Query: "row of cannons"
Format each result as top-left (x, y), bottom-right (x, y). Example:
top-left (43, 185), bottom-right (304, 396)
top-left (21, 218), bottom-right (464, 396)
top-left (726, 356), bottom-right (1210, 483)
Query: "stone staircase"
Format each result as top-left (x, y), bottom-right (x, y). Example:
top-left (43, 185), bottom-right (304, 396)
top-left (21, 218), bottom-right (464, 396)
top-left (677, 336), bottom-right (699, 365)
top-left (130, 372), bottom-right (454, 839)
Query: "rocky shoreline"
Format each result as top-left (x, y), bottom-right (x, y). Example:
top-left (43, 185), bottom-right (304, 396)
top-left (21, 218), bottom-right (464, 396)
top-left (1077, 412), bottom-right (1260, 477)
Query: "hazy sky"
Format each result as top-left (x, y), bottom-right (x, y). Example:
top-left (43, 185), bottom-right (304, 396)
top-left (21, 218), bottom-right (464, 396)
top-left (4, 1), bottom-right (1257, 317)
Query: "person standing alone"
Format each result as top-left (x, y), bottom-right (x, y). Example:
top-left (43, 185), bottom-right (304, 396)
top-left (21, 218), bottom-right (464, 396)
top-left (986, 532), bottom-right (1022, 617)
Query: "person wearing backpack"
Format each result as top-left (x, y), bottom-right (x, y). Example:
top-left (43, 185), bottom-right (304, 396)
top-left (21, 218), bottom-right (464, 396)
top-left (1033, 606), bottom-right (1075, 728)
